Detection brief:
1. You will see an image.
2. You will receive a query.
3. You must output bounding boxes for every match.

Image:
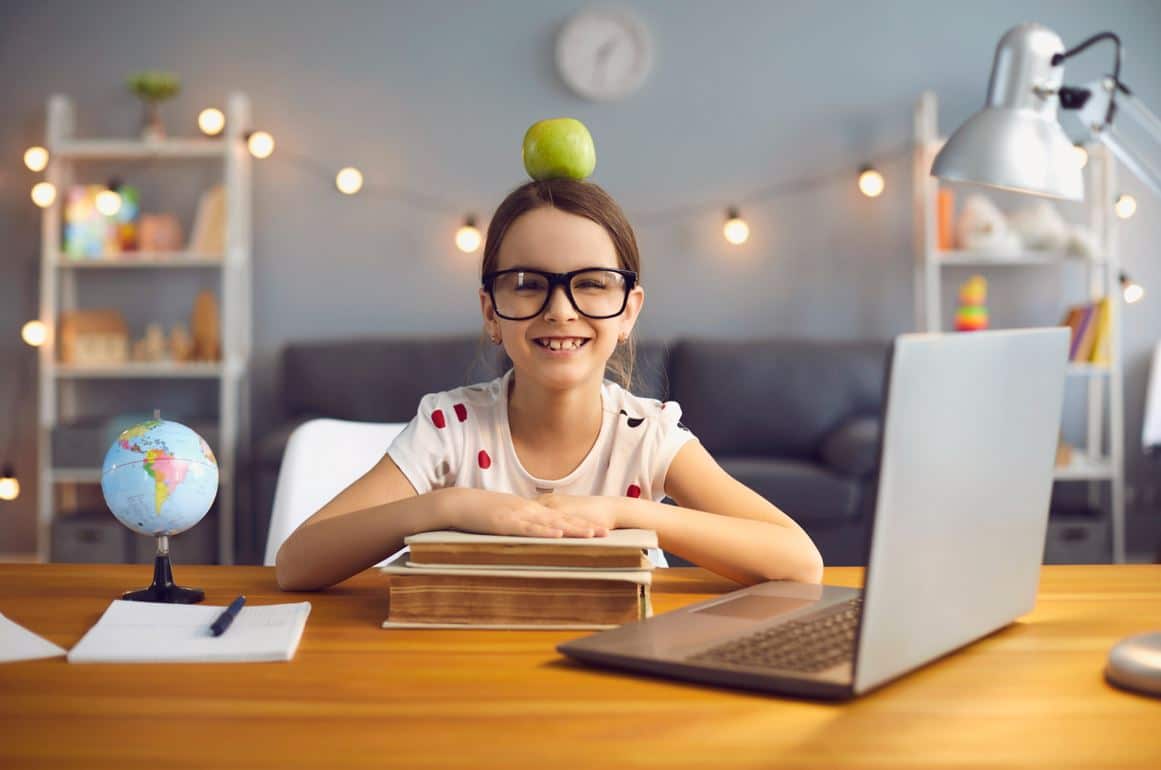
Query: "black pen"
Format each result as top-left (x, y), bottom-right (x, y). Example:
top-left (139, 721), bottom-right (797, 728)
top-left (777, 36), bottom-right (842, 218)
top-left (210, 595), bottom-right (246, 637)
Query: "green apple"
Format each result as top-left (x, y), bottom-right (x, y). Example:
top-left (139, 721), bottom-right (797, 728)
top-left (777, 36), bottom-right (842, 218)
top-left (522, 118), bottom-right (596, 181)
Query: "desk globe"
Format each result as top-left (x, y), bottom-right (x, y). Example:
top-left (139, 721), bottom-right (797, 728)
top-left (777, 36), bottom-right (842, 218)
top-left (101, 417), bottom-right (219, 603)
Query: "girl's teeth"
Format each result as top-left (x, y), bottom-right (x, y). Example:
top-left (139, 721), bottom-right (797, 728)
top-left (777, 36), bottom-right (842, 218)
top-left (544, 339), bottom-right (582, 350)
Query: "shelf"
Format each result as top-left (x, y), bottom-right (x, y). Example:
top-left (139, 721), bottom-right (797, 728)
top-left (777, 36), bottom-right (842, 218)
top-left (916, 91), bottom-right (1124, 563)
top-left (934, 250), bottom-right (1105, 266)
top-left (36, 93), bottom-right (252, 566)
top-left (53, 361), bottom-right (224, 379)
top-left (51, 138), bottom-right (229, 160)
top-left (0, 553), bottom-right (41, 564)
top-left (54, 252), bottom-right (224, 268)
top-left (1066, 363), bottom-right (1111, 376)
top-left (51, 468), bottom-right (102, 484)
top-left (1053, 455), bottom-right (1114, 481)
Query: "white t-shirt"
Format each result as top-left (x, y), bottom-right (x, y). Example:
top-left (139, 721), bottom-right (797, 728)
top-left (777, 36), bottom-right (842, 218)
top-left (387, 369), bottom-right (697, 502)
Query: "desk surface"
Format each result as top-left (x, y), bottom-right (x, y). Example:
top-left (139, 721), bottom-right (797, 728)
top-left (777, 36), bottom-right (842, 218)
top-left (1, 564), bottom-right (1159, 769)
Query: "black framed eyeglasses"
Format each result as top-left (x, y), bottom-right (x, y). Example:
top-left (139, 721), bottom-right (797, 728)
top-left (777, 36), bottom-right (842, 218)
top-left (482, 268), bottom-right (638, 321)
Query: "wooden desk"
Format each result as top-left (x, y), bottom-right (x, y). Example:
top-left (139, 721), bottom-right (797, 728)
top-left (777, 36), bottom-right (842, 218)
top-left (1, 564), bottom-right (1159, 769)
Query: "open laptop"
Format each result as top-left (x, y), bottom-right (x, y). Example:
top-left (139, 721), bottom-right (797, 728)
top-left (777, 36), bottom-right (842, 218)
top-left (558, 328), bottom-right (1069, 699)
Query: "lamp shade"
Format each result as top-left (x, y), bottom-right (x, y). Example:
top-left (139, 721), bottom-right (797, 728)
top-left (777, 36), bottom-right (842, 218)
top-left (932, 23), bottom-right (1084, 201)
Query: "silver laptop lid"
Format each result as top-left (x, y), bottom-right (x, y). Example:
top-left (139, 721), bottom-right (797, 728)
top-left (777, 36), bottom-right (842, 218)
top-left (853, 328), bottom-right (1069, 694)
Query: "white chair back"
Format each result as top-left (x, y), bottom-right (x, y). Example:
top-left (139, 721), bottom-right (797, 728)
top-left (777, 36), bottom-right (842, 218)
top-left (264, 419), bottom-right (407, 566)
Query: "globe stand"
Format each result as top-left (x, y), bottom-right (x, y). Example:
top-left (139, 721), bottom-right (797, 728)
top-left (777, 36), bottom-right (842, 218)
top-left (122, 535), bottom-right (204, 604)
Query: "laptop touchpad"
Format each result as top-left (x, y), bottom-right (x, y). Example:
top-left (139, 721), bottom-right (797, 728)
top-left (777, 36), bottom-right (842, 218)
top-left (692, 594), bottom-right (815, 620)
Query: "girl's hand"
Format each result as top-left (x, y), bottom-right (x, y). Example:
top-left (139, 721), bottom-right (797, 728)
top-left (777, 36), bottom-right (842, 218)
top-left (439, 488), bottom-right (603, 538)
top-left (534, 494), bottom-right (618, 534)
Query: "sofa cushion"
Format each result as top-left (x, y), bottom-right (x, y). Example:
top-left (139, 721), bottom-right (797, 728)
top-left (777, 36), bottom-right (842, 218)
top-left (628, 340), bottom-right (670, 401)
top-left (717, 457), bottom-right (862, 523)
top-left (818, 414), bottom-right (881, 478)
top-left (668, 338), bottom-right (889, 459)
top-left (281, 336), bottom-right (508, 422)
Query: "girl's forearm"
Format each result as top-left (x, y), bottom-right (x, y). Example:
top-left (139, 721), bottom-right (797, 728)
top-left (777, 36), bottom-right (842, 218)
top-left (275, 488), bottom-right (461, 591)
top-left (617, 499), bottom-right (824, 586)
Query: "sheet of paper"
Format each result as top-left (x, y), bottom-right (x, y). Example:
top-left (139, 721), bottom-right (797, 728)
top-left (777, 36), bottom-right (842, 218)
top-left (0, 612), bottom-right (67, 662)
top-left (67, 600), bottom-right (311, 664)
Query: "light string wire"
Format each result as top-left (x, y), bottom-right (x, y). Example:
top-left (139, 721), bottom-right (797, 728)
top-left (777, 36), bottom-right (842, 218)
top-left (269, 142), bottom-right (913, 224)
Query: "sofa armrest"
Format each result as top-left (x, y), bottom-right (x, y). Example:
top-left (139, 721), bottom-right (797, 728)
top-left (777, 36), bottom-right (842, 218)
top-left (818, 415), bottom-right (881, 478)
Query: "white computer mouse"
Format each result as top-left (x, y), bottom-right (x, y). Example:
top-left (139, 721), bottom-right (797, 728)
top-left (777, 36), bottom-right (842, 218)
top-left (1105, 631), bottom-right (1161, 697)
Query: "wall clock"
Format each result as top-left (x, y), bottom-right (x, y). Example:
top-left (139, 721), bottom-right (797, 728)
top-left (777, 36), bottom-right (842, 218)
top-left (555, 7), bottom-right (654, 102)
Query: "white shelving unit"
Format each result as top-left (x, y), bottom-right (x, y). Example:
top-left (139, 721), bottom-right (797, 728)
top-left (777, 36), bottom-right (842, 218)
top-left (913, 91), bottom-right (1126, 563)
top-left (35, 93), bottom-right (253, 565)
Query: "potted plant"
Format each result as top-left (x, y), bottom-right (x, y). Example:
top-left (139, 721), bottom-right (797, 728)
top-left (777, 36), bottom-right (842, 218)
top-left (126, 71), bottom-right (181, 141)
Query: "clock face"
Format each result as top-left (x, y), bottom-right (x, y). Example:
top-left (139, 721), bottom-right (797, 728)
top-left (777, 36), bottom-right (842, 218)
top-left (555, 8), bottom-right (653, 102)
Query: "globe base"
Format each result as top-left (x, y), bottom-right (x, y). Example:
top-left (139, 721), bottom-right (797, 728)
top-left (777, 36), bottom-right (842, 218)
top-left (122, 554), bottom-right (204, 604)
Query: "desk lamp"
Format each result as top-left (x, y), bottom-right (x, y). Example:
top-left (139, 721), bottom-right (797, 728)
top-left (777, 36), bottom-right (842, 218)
top-left (931, 22), bottom-right (1161, 699)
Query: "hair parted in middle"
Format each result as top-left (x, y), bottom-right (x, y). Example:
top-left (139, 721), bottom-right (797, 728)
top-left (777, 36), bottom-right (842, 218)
top-left (481, 178), bottom-right (641, 389)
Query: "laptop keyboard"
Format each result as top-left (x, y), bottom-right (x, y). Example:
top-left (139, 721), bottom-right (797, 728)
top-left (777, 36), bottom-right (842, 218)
top-left (688, 595), bottom-right (864, 674)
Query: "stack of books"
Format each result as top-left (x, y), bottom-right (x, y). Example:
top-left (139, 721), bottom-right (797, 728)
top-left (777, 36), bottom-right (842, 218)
top-left (379, 529), bottom-right (657, 629)
top-left (1061, 298), bottom-right (1111, 364)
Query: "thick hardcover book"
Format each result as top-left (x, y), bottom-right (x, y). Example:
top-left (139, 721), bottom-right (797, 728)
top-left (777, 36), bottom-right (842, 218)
top-left (403, 528), bottom-right (658, 570)
top-left (1071, 303), bottom-right (1099, 362)
top-left (379, 552), bottom-right (653, 630)
top-left (1088, 297), bottom-right (1111, 365)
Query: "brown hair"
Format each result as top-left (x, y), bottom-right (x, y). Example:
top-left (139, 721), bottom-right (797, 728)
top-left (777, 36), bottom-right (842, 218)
top-left (481, 179), bottom-right (641, 389)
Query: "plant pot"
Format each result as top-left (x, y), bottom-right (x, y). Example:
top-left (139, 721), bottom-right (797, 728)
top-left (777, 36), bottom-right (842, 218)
top-left (141, 101), bottom-right (165, 142)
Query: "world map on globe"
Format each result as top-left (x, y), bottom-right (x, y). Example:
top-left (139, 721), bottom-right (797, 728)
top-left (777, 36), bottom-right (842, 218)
top-left (100, 419), bottom-right (219, 537)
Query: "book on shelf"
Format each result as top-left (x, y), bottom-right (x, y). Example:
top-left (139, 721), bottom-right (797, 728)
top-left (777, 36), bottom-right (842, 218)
top-left (189, 184), bottom-right (226, 255)
top-left (1071, 304), bottom-right (1098, 362)
top-left (1060, 300), bottom-right (1108, 363)
top-left (1088, 297), bottom-right (1111, 366)
top-left (380, 529), bottom-right (657, 629)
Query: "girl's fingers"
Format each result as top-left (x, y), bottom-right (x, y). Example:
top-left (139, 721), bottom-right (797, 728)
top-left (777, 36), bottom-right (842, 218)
top-left (526, 511), bottom-right (594, 538)
top-left (521, 521), bottom-right (564, 537)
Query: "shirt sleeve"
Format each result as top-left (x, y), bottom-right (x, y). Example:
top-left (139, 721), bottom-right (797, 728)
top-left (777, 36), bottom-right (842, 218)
top-left (650, 400), bottom-right (698, 499)
top-left (386, 391), bottom-right (460, 495)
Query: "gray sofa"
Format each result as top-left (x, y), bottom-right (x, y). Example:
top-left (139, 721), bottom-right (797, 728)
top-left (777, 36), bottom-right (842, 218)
top-left (251, 335), bottom-right (890, 567)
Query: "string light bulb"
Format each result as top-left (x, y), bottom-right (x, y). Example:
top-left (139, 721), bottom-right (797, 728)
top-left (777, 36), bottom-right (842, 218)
top-left (24, 146), bottom-right (49, 172)
top-left (21, 320), bottom-right (47, 347)
top-left (95, 182), bottom-right (122, 217)
top-left (198, 108), bottom-right (225, 136)
top-left (31, 181), bottom-right (56, 208)
top-left (1114, 194), bottom-right (1136, 220)
top-left (455, 216), bottom-right (482, 253)
top-left (1073, 143), bottom-right (1089, 170)
top-left (335, 167), bottom-right (364, 195)
top-left (857, 166), bottom-right (885, 198)
top-left (246, 130), bottom-right (275, 159)
top-left (0, 465), bottom-right (19, 502)
top-left (1120, 272), bottom-right (1144, 304)
top-left (723, 207), bottom-right (750, 245)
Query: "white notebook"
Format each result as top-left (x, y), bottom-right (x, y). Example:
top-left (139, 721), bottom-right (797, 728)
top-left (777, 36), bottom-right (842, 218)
top-left (67, 600), bottom-right (311, 663)
top-left (0, 612), bottom-right (67, 662)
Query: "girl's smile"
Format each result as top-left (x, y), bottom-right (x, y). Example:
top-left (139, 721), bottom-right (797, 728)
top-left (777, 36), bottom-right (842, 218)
top-left (533, 336), bottom-right (592, 354)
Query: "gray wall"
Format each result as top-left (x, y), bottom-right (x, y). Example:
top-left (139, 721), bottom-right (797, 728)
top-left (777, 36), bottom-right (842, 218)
top-left (2, 0), bottom-right (1159, 556)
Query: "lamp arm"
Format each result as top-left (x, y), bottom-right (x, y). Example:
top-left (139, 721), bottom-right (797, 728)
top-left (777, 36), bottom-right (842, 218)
top-left (1053, 32), bottom-right (1123, 128)
top-left (1077, 79), bottom-right (1161, 197)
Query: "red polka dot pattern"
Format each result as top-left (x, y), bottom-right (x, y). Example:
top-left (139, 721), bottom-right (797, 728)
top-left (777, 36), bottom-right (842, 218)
top-left (431, 409), bottom-right (446, 429)
top-left (626, 484), bottom-right (641, 498)
top-left (454, 403), bottom-right (468, 422)
top-left (478, 450), bottom-right (492, 470)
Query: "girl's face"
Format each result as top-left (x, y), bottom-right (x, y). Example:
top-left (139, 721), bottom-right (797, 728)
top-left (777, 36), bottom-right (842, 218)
top-left (480, 206), bottom-right (644, 393)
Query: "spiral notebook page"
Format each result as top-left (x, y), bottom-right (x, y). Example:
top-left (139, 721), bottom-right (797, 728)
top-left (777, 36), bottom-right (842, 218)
top-left (67, 600), bottom-right (311, 663)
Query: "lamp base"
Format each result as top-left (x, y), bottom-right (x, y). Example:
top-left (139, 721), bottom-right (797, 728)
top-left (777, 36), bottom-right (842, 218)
top-left (1105, 631), bottom-right (1161, 698)
top-left (122, 554), bottom-right (204, 604)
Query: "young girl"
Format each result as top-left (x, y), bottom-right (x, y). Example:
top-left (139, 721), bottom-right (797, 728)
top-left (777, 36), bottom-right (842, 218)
top-left (275, 178), bottom-right (823, 591)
